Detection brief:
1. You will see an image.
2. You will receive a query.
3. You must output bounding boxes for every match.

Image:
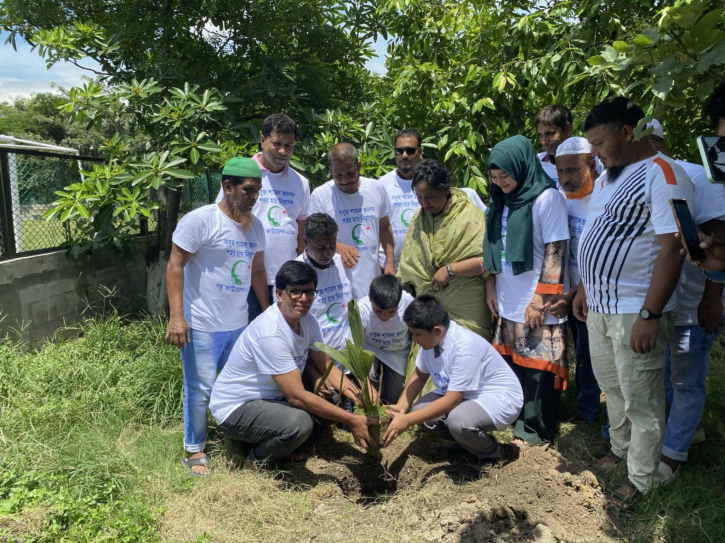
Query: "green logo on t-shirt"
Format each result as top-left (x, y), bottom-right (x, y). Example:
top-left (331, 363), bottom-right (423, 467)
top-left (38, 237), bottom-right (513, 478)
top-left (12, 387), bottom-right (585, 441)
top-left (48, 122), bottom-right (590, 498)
top-left (231, 260), bottom-right (251, 285)
top-left (325, 302), bottom-right (346, 324)
top-left (267, 206), bottom-right (286, 227)
top-left (400, 208), bottom-right (416, 227)
top-left (352, 223), bottom-right (371, 246)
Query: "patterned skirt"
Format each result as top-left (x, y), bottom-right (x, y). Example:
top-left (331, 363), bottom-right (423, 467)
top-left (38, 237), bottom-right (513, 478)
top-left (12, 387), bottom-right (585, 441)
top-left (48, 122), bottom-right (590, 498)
top-left (491, 316), bottom-right (569, 391)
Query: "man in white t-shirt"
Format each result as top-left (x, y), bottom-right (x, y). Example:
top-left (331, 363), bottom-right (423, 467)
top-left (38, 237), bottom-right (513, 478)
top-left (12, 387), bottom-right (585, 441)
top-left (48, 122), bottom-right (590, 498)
top-left (215, 114), bottom-right (310, 321)
top-left (535, 104), bottom-right (574, 184)
top-left (166, 157), bottom-right (269, 477)
top-left (210, 261), bottom-right (378, 469)
top-left (378, 129), bottom-right (486, 270)
top-left (358, 274), bottom-right (415, 403)
top-left (293, 212), bottom-right (352, 358)
top-left (645, 120), bottom-right (725, 482)
top-left (309, 143), bottom-right (395, 299)
top-left (542, 138), bottom-right (603, 427)
top-left (573, 97), bottom-right (695, 507)
top-left (382, 295), bottom-right (523, 480)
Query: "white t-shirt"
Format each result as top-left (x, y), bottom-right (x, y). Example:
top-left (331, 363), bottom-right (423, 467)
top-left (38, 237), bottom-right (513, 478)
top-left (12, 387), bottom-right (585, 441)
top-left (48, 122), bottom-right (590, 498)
top-left (673, 160), bottom-right (725, 326)
top-left (293, 252), bottom-right (353, 349)
top-left (209, 303), bottom-right (323, 424)
top-left (358, 291), bottom-right (414, 375)
top-left (216, 165), bottom-right (310, 285)
top-left (579, 152), bottom-right (696, 315)
top-left (309, 178), bottom-right (391, 300)
top-left (565, 193), bottom-right (591, 289)
top-left (415, 321), bottom-right (523, 430)
top-left (495, 188), bottom-right (570, 325)
top-left (172, 204), bottom-right (266, 332)
top-left (377, 169), bottom-right (487, 269)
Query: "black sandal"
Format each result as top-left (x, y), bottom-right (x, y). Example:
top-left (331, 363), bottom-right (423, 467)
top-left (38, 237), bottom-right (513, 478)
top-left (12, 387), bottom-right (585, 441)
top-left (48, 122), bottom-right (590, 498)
top-left (606, 479), bottom-right (642, 512)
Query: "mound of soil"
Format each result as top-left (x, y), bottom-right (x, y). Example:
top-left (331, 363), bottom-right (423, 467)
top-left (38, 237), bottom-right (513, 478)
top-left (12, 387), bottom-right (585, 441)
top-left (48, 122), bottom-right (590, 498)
top-left (294, 426), bottom-right (625, 542)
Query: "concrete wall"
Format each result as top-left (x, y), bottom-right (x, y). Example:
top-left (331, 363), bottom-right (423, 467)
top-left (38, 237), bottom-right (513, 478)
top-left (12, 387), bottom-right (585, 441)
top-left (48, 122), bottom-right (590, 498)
top-left (0, 242), bottom-right (149, 348)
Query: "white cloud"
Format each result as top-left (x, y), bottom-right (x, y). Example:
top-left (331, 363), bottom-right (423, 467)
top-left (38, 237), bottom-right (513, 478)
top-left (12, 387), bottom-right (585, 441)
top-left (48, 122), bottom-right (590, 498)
top-left (0, 32), bottom-right (100, 103)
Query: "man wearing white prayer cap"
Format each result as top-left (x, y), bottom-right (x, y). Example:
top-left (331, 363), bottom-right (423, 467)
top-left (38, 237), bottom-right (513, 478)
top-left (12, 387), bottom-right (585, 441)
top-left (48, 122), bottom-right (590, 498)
top-left (645, 119), bottom-right (725, 483)
top-left (543, 136), bottom-right (605, 432)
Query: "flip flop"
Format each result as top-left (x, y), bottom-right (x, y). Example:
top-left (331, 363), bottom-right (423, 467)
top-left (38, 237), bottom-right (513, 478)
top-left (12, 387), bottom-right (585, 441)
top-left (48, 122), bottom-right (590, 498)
top-left (182, 455), bottom-right (212, 478)
top-left (605, 479), bottom-right (642, 512)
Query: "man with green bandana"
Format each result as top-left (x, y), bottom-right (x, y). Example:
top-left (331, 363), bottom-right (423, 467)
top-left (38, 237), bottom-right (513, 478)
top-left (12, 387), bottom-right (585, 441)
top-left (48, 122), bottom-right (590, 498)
top-left (167, 157), bottom-right (269, 477)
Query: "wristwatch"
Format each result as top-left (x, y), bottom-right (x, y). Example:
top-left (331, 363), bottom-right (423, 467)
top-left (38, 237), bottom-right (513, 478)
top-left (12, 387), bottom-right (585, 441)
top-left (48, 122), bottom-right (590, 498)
top-left (639, 308), bottom-right (662, 320)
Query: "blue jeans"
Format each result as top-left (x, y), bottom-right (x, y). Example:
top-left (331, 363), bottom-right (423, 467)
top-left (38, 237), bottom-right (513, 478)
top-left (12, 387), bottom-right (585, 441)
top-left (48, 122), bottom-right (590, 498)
top-left (247, 285), bottom-right (274, 323)
top-left (180, 327), bottom-right (245, 453)
top-left (572, 317), bottom-right (601, 421)
top-left (662, 324), bottom-right (720, 462)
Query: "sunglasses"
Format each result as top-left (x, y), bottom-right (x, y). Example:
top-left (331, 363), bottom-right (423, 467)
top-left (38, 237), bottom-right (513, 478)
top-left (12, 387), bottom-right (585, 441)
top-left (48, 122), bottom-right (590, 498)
top-left (394, 147), bottom-right (419, 156)
top-left (285, 288), bottom-right (318, 300)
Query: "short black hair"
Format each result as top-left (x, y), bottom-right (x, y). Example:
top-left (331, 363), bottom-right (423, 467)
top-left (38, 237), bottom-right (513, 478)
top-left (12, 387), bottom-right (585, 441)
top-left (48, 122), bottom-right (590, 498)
top-left (411, 159), bottom-right (452, 194)
top-left (582, 96), bottom-right (645, 133)
top-left (395, 129), bottom-right (421, 147)
top-left (262, 113), bottom-right (298, 139)
top-left (223, 175), bottom-right (259, 187)
top-left (275, 260), bottom-right (318, 291)
top-left (403, 295), bottom-right (450, 332)
top-left (304, 213), bottom-right (338, 240)
top-left (535, 104), bottom-right (573, 130)
top-left (369, 275), bottom-right (403, 310)
top-left (705, 81), bottom-right (725, 129)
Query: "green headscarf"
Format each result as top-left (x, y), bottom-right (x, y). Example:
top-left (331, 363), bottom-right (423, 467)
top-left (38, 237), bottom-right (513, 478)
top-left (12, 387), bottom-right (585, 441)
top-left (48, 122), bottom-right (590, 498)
top-left (483, 135), bottom-right (556, 275)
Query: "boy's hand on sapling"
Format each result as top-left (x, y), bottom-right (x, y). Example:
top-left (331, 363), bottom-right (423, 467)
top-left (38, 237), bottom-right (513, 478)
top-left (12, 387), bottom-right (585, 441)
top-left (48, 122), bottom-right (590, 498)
top-left (383, 408), bottom-right (411, 446)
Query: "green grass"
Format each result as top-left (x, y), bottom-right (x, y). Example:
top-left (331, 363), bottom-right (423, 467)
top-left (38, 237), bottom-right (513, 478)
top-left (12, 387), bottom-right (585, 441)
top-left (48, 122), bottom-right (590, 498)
top-left (0, 312), bottom-right (724, 542)
top-left (18, 219), bottom-right (68, 252)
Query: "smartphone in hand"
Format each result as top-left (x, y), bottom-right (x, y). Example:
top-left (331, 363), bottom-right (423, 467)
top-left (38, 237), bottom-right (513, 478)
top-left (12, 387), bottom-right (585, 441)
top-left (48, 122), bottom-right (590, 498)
top-left (697, 136), bottom-right (725, 184)
top-left (670, 198), bottom-right (705, 261)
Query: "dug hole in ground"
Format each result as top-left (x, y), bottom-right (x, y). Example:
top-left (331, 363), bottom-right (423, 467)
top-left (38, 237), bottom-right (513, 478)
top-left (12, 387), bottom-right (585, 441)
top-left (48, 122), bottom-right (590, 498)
top-left (162, 423), bottom-right (630, 543)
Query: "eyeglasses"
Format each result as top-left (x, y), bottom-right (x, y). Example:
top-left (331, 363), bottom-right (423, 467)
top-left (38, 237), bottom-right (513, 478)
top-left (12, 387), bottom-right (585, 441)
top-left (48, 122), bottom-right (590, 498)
top-left (285, 288), bottom-right (318, 300)
top-left (394, 147), bottom-right (419, 156)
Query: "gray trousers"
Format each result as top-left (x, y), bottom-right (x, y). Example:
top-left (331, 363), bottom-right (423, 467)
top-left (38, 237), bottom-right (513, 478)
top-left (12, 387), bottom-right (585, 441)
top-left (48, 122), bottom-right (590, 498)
top-left (412, 392), bottom-right (499, 459)
top-left (369, 359), bottom-right (406, 404)
top-left (218, 399), bottom-right (320, 461)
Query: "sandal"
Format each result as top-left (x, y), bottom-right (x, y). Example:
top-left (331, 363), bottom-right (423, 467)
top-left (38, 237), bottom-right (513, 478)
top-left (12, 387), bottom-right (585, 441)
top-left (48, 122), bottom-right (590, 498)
top-left (182, 455), bottom-right (212, 478)
top-left (605, 479), bottom-right (642, 512)
top-left (598, 450), bottom-right (624, 467)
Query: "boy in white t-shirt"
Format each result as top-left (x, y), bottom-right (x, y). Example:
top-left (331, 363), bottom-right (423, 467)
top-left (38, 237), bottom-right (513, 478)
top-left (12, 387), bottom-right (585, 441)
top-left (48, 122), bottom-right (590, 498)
top-left (166, 157), bottom-right (269, 477)
top-left (309, 142), bottom-right (396, 299)
top-left (210, 261), bottom-right (378, 469)
top-left (357, 274), bottom-right (414, 403)
top-left (383, 296), bottom-right (523, 480)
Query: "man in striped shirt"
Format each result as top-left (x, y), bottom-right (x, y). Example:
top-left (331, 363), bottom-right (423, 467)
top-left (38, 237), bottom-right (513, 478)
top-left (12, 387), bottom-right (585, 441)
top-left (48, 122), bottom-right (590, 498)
top-left (572, 97), bottom-right (695, 510)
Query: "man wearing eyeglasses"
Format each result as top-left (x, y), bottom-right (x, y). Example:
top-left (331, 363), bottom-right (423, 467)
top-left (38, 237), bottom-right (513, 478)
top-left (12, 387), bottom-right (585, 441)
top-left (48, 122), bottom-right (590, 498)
top-left (210, 260), bottom-right (379, 470)
top-left (378, 130), bottom-right (487, 270)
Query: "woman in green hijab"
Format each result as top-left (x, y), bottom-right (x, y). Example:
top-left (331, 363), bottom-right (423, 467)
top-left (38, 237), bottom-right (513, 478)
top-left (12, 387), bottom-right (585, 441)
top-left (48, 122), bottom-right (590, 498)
top-left (483, 135), bottom-right (570, 447)
top-left (398, 159), bottom-right (490, 339)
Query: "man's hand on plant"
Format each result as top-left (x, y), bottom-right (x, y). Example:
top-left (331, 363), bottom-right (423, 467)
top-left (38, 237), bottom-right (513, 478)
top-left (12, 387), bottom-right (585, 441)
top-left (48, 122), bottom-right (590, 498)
top-left (382, 408), bottom-right (411, 447)
top-left (165, 315), bottom-right (190, 348)
top-left (349, 415), bottom-right (379, 448)
top-left (317, 384), bottom-right (336, 400)
top-left (337, 242), bottom-right (360, 269)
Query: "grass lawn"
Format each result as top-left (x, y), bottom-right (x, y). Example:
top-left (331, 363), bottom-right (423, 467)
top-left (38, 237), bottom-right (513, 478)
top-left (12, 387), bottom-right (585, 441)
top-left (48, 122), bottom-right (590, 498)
top-left (0, 312), bottom-right (723, 542)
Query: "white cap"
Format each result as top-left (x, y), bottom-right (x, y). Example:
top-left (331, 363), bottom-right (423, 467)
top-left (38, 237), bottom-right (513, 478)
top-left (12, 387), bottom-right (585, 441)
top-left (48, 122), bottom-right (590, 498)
top-left (555, 137), bottom-right (592, 158)
top-left (647, 119), bottom-right (664, 138)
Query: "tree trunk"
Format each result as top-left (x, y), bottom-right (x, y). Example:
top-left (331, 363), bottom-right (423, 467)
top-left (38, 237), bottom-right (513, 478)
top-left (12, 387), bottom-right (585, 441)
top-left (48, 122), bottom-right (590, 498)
top-left (146, 186), bottom-right (180, 315)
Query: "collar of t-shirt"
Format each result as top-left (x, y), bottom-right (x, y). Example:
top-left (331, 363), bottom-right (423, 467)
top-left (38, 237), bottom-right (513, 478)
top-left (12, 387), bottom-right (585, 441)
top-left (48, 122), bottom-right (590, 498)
top-left (301, 250), bottom-right (329, 271)
top-left (540, 153), bottom-right (554, 164)
top-left (433, 327), bottom-right (451, 358)
top-left (252, 152), bottom-right (289, 175)
top-left (394, 171), bottom-right (414, 188)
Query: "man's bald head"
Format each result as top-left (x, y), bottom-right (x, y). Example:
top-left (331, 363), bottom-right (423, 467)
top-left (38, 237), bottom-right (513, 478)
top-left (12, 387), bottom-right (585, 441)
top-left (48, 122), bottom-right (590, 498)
top-left (328, 142), bottom-right (362, 194)
top-left (328, 142), bottom-right (359, 165)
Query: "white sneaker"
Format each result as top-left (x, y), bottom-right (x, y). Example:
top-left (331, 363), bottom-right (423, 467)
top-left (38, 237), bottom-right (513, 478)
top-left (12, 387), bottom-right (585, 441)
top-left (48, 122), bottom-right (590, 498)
top-left (691, 427), bottom-right (706, 444)
top-left (658, 461), bottom-right (680, 484)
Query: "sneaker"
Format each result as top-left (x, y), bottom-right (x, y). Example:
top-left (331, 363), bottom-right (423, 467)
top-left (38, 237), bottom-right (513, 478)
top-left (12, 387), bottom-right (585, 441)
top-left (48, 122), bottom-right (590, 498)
top-left (691, 427), bottom-right (706, 444)
top-left (658, 460), bottom-right (680, 484)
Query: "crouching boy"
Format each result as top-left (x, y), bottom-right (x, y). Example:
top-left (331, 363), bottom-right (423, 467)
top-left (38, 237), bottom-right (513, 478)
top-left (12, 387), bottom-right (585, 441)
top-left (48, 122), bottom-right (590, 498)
top-left (358, 274), bottom-right (414, 404)
top-left (383, 295), bottom-right (523, 477)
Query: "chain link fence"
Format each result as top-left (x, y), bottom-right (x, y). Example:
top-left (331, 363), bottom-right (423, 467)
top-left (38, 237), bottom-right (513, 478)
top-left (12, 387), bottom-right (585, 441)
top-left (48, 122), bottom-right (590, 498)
top-left (0, 148), bottom-right (222, 260)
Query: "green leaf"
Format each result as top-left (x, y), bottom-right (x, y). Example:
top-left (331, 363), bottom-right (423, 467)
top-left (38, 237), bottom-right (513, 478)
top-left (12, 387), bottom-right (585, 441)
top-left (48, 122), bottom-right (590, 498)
top-left (612, 41), bottom-right (632, 53)
top-left (190, 147), bottom-right (200, 164)
top-left (164, 168), bottom-right (197, 179)
top-left (651, 76), bottom-right (674, 99)
top-left (633, 33), bottom-right (655, 48)
top-left (601, 46), bottom-right (618, 63)
top-left (195, 143), bottom-right (222, 152)
top-left (587, 55), bottom-right (607, 66)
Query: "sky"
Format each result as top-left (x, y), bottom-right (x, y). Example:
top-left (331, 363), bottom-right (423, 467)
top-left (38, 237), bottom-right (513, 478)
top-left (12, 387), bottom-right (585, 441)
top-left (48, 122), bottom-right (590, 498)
top-left (0, 31), bottom-right (389, 104)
